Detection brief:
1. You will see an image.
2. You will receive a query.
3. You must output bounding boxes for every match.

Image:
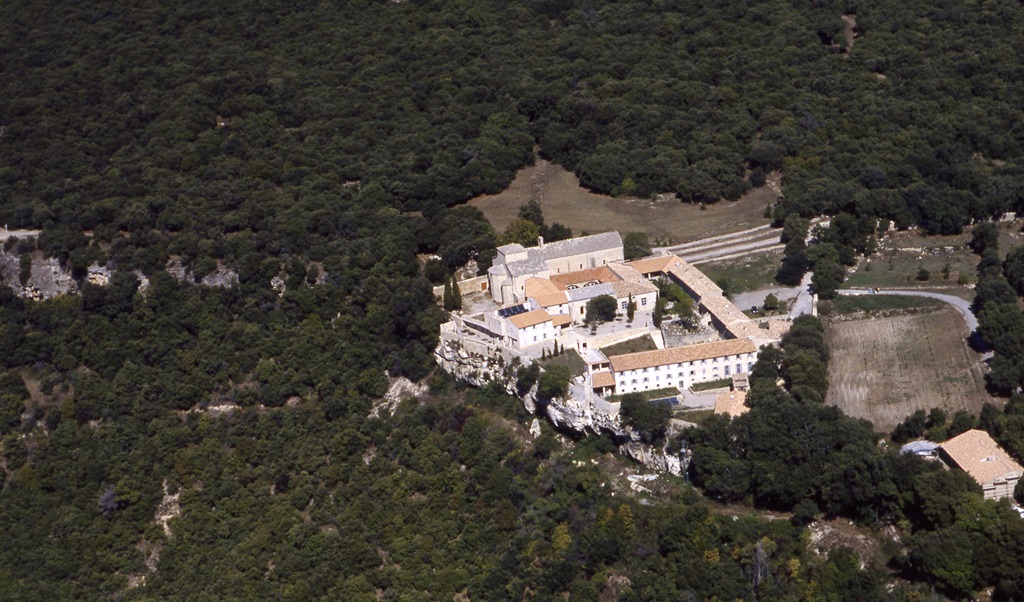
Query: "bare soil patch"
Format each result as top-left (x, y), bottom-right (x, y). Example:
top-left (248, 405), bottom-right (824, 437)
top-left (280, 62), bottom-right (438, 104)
top-left (469, 160), bottom-right (774, 245)
top-left (824, 307), bottom-right (993, 432)
top-left (840, 14), bottom-right (857, 55)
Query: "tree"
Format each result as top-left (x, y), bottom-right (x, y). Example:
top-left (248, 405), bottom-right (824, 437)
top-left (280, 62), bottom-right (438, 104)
top-left (18, 254), bottom-right (31, 286)
top-left (537, 365), bottom-right (571, 401)
top-left (423, 259), bottom-right (447, 284)
top-left (517, 199), bottom-right (545, 230)
top-left (586, 295), bottom-right (618, 324)
top-left (891, 410), bottom-right (927, 444)
top-left (1004, 247), bottom-right (1024, 295)
top-left (777, 214), bottom-right (810, 285)
top-left (968, 222), bottom-right (999, 256)
top-left (623, 232), bottom-right (651, 261)
top-left (810, 258), bottom-right (843, 299)
top-left (619, 393), bottom-right (671, 444)
top-left (451, 276), bottom-right (462, 311)
top-left (652, 297), bottom-right (666, 327)
top-left (443, 279), bottom-right (453, 311)
top-left (626, 294), bottom-right (635, 322)
top-left (763, 293), bottom-right (781, 312)
top-left (545, 223), bottom-right (573, 242)
top-left (498, 219), bottom-right (541, 247)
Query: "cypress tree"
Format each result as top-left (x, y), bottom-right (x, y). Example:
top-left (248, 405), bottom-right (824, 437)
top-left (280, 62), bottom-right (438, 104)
top-left (443, 279), bottom-right (453, 311)
top-left (627, 294), bottom-right (635, 322)
top-left (452, 276), bottom-right (462, 310)
top-left (653, 297), bottom-right (665, 327)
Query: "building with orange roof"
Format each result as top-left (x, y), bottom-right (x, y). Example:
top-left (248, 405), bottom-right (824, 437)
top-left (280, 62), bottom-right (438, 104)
top-left (714, 390), bottom-right (749, 418)
top-left (488, 232), bottom-right (624, 304)
top-left (607, 339), bottom-right (758, 394)
top-left (940, 429), bottom-right (1023, 500)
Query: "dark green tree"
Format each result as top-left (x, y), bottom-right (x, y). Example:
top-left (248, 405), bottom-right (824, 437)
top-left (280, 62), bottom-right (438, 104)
top-left (619, 393), bottom-right (671, 444)
top-left (586, 295), bottom-right (618, 324)
top-left (622, 232), bottom-right (651, 261)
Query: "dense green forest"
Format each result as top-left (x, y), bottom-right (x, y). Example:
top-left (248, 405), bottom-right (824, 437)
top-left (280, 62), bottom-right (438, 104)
top-left (4, 0), bottom-right (1024, 599)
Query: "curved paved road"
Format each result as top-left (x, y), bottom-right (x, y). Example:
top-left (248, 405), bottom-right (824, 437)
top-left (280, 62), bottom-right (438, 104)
top-left (839, 289), bottom-right (977, 332)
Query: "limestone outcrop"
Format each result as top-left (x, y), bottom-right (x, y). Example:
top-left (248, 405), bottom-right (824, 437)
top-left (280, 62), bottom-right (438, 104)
top-left (0, 251), bottom-right (78, 299)
top-left (435, 335), bottom-right (690, 477)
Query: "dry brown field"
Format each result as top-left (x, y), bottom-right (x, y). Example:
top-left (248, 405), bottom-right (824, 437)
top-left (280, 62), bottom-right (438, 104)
top-left (468, 159), bottom-right (775, 244)
top-left (824, 307), bottom-right (993, 432)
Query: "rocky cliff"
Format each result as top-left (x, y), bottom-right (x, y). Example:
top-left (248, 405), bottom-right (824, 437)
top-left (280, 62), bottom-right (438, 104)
top-left (435, 335), bottom-right (690, 476)
top-left (0, 251), bottom-right (78, 300)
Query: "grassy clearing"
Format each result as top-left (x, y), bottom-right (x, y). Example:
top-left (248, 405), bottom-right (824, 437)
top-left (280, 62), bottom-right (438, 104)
top-left (607, 387), bottom-right (678, 403)
top-left (540, 349), bottom-right (585, 377)
top-left (691, 378), bottom-right (733, 392)
top-left (675, 408), bottom-right (714, 424)
top-left (824, 295), bottom-right (944, 314)
top-left (601, 335), bottom-right (658, 356)
top-left (844, 229), bottom-right (979, 291)
top-left (699, 249), bottom-right (785, 295)
top-left (468, 159), bottom-right (772, 244)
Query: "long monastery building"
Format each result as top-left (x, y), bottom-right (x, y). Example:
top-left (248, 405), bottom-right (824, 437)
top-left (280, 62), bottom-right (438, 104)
top-left (446, 231), bottom-right (790, 400)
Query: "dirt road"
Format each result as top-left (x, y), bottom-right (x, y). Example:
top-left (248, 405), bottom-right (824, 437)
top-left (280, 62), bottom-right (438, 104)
top-left (0, 228), bottom-right (40, 242)
top-left (840, 289), bottom-right (978, 332)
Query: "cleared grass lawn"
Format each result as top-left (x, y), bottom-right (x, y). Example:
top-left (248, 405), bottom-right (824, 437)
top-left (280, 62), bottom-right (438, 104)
top-left (601, 335), bottom-right (658, 356)
top-left (675, 408), bottom-right (714, 425)
top-left (698, 249), bottom-right (785, 294)
top-left (823, 295), bottom-right (943, 314)
top-left (468, 159), bottom-right (773, 244)
top-left (824, 306), bottom-right (995, 432)
top-left (691, 378), bottom-right (732, 392)
top-left (607, 387), bottom-right (678, 403)
top-left (540, 349), bottom-right (586, 377)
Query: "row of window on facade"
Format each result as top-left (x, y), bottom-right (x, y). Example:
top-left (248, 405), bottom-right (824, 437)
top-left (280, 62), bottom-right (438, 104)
top-left (619, 362), bottom-right (752, 387)
top-left (620, 298), bottom-right (648, 309)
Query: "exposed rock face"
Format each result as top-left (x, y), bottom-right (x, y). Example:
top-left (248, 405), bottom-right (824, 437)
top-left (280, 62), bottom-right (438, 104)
top-left (200, 265), bottom-right (239, 288)
top-left (165, 257), bottom-right (192, 283)
top-left (370, 376), bottom-right (431, 418)
top-left (0, 251), bottom-right (78, 299)
top-left (166, 258), bottom-right (239, 288)
top-left (435, 336), bottom-right (690, 476)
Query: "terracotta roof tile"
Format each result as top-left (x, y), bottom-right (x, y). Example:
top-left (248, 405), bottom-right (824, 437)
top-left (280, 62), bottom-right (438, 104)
top-left (714, 390), bottom-right (748, 418)
top-left (611, 278), bottom-right (659, 298)
top-left (626, 255), bottom-right (676, 274)
top-left (608, 338), bottom-right (757, 372)
top-left (524, 277), bottom-right (562, 297)
top-left (549, 266), bottom-right (618, 290)
top-left (551, 314), bottom-right (572, 327)
top-left (509, 309), bottom-right (553, 329)
top-left (592, 371), bottom-right (615, 388)
top-left (941, 429), bottom-right (1024, 486)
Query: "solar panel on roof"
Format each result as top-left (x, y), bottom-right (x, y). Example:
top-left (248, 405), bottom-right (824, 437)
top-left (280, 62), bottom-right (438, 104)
top-left (497, 304), bottom-right (528, 318)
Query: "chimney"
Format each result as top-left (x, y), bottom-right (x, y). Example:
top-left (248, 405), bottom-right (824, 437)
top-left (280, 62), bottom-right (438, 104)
top-left (538, 236), bottom-right (545, 249)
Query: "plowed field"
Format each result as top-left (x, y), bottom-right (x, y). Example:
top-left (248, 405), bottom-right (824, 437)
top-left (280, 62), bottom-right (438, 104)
top-left (824, 307), bottom-right (992, 432)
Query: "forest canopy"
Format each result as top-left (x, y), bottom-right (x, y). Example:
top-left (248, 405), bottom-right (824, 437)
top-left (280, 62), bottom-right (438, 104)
top-left (3, 1), bottom-right (1024, 599)
top-left (3, 0), bottom-right (1024, 259)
